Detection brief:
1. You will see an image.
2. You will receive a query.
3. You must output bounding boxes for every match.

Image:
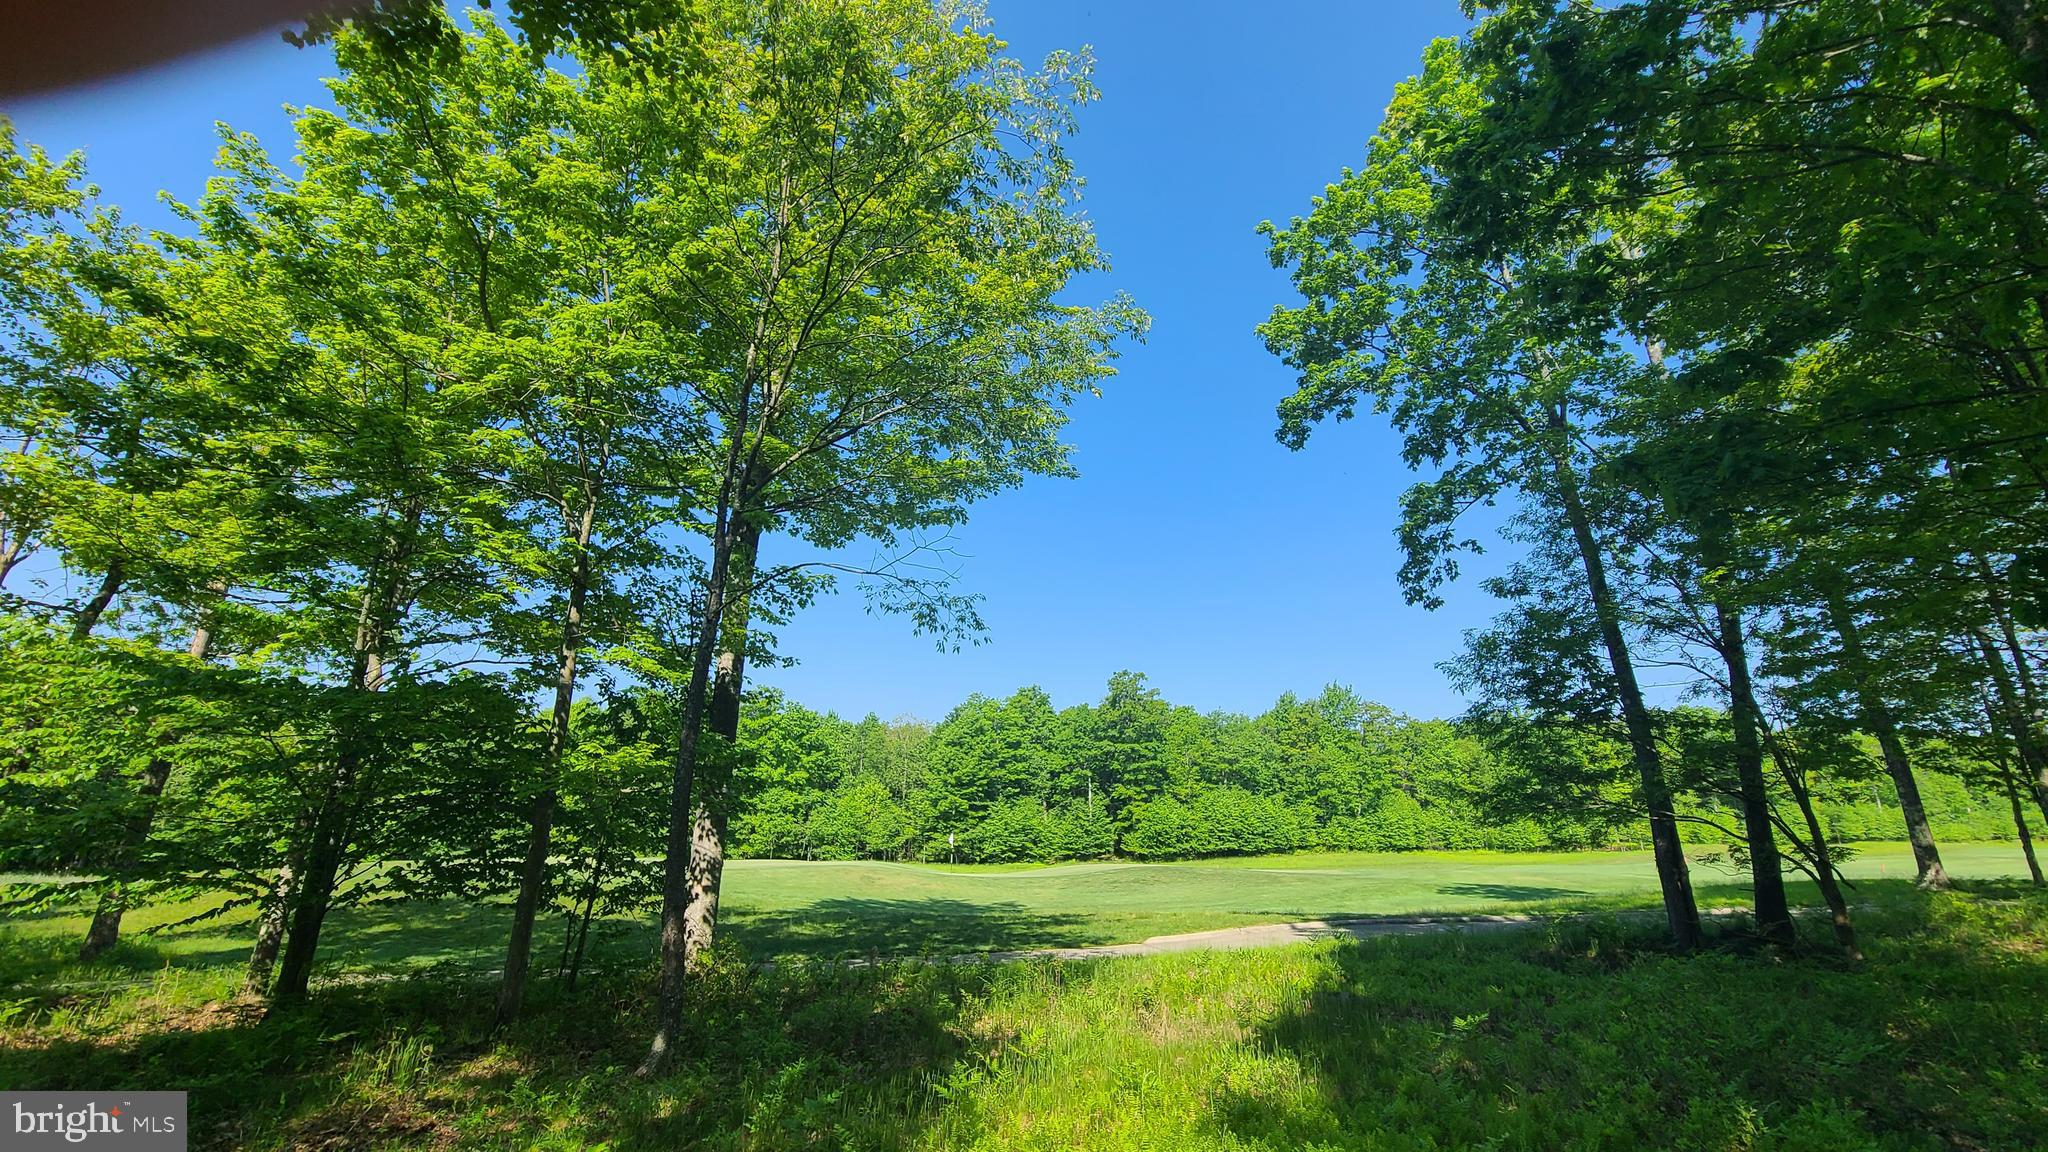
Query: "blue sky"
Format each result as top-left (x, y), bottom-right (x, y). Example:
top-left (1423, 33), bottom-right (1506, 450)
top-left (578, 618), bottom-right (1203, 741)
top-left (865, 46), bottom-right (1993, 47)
top-left (3, 1), bottom-right (1527, 723)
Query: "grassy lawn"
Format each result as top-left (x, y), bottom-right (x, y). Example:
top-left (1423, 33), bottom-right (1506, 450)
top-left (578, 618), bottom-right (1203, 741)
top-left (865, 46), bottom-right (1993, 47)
top-left (2, 881), bottom-right (2043, 1150)
top-left (703, 840), bottom-right (2033, 957)
top-left (0, 842), bottom-right (2034, 984)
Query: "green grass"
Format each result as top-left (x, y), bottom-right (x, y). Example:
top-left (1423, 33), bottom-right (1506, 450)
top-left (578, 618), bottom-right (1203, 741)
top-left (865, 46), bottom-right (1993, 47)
top-left (3, 841), bottom-right (2031, 983)
top-left (703, 841), bottom-right (2035, 957)
top-left (2, 883), bottom-right (2044, 1150)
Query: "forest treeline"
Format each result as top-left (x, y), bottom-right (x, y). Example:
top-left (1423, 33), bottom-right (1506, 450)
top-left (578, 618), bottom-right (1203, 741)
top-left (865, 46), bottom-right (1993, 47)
top-left (0, 0), bottom-right (2045, 1073)
top-left (707, 675), bottom-right (2030, 864)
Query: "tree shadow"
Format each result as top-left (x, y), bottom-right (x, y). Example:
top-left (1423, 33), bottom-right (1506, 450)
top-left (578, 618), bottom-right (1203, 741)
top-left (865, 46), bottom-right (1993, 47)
top-left (5, 891), bottom-right (1111, 1001)
top-left (1, 894), bottom-right (1116, 1148)
top-left (725, 896), bottom-right (1103, 960)
top-left (1204, 893), bottom-right (2048, 1151)
top-left (2, 898), bottom-right (524, 987)
top-left (1433, 882), bottom-right (1591, 901)
top-left (315, 900), bottom-right (527, 971)
top-left (0, 930), bottom-right (1080, 1150)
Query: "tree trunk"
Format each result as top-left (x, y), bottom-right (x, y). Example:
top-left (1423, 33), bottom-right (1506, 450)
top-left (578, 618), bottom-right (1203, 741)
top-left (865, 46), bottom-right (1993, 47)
top-left (66, 556), bottom-right (130, 959)
top-left (1714, 598), bottom-right (1794, 944)
top-left (643, 212), bottom-right (777, 1075)
top-left (496, 517), bottom-right (595, 1027)
top-left (0, 432), bottom-right (49, 588)
top-left (243, 839), bottom-right (302, 998)
top-left (1872, 725), bottom-right (1948, 889)
top-left (1974, 561), bottom-right (2048, 819)
top-left (270, 558), bottom-right (405, 1006)
top-left (1979, 555), bottom-right (2042, 709)
top-left (683, 524), bottom-right (762, 970)
top-left (641, 505), bottom-right (744, 1074)
top-left (2004, 760), bottom-right (2046, 886)
top-left (269, 758), bottom-right (358, 1004)
top-left (1552, 459), bottom-right (1701, 948)
top-left (563, 844), bottom-right (606, 991)
top-left (80, 605), bottom-right (221, 960)
top-left (1761, 730), bottom-right (1860, 960)
top-left (1824, 592), bottom-right (1949, 889)
top-left (77, 765), bottom-right (165, 959)
top-left (1977, 628), bottom-right (2048, 828)
top-left (69, 558), bottom-right (125, 642)
top-left (0, 522), bottom-right (30, 587)
top-left (1977, 555), bottom-right (2048, 824)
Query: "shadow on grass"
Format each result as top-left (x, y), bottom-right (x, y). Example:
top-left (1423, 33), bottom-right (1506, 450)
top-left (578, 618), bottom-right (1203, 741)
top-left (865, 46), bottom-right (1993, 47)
top-left (315, 900), bottom-right (524, 971)
top-left (1, 942), bottom-right (1050, 1151)
top-left (10, 882), bottom-right (2043, 1149)
top-left (2, 900), bottom-right (524, 996)
top-left (1433, 882), bottom-right (1591, 902)
top-left (5, 892), bottom-right (1107, 1012)
top-left (0, 895), bottom-right (1119, 1148)
top-left (724, 897), bottom-right (1104, 960)
top-left (1207, 888), bottom-right (2048, 1151)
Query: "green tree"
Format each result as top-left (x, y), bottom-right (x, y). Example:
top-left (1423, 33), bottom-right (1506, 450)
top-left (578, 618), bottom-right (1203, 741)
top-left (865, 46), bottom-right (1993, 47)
top-left (0, 124), bottom-right (274, 956)
top-left (927, 687), bottom-right (1069, 828)
top-left (1444, 0), bottom-right (2048, 880)
top-left (162, 44), bottom-right (553, 1002)
top-left (1445, 2), bottom-right (2048, 569)
top-left (1259, 41), bottom-right (1703, 947)
top-left (1073, 670), bottom-right (1172, 838)
top-left (0, 121), bottom-right (94, 590)
top-left (631, 0), bottom-right (1143, 1071)
top-left (289, 19), bottom-right (710, 1025)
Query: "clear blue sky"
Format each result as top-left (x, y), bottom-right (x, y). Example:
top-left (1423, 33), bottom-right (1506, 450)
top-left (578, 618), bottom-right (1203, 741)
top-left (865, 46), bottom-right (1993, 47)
top-left (3, 1), bottom-right (1528, 723)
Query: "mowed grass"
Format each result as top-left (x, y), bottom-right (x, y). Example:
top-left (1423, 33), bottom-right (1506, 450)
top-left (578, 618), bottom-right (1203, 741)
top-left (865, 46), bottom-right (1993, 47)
top-left (3, 885), bottom-right (2044, 1150)
top-left (724, 840), bottom-right (2025, 939)
top-left (0, 842), bottom-right (2033, 983)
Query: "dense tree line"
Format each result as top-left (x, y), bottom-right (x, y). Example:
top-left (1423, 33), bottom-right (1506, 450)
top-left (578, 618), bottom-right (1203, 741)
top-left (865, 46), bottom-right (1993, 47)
top-left (1260, 0), bottom-right (2048, 955)
top-left (700, 676), bottom-right (2033, 864)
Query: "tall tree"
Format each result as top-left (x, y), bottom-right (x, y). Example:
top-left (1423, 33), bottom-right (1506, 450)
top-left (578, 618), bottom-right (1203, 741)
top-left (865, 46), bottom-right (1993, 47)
top-left (170, 29), bottom-right (545, 1002)
top-left (1259, 41), bottom-right (1702, 947)
top-left (397, 23), bottom-right (707, 1026)
top-left (1445, 0), bottom-right (2048, 687)
top-left (77, 602), bottom-right (220, 958)
top-left (1823, 591), bottom-right (1951, 888)
top-left (632, 0), bottom-right (1142, 1073)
